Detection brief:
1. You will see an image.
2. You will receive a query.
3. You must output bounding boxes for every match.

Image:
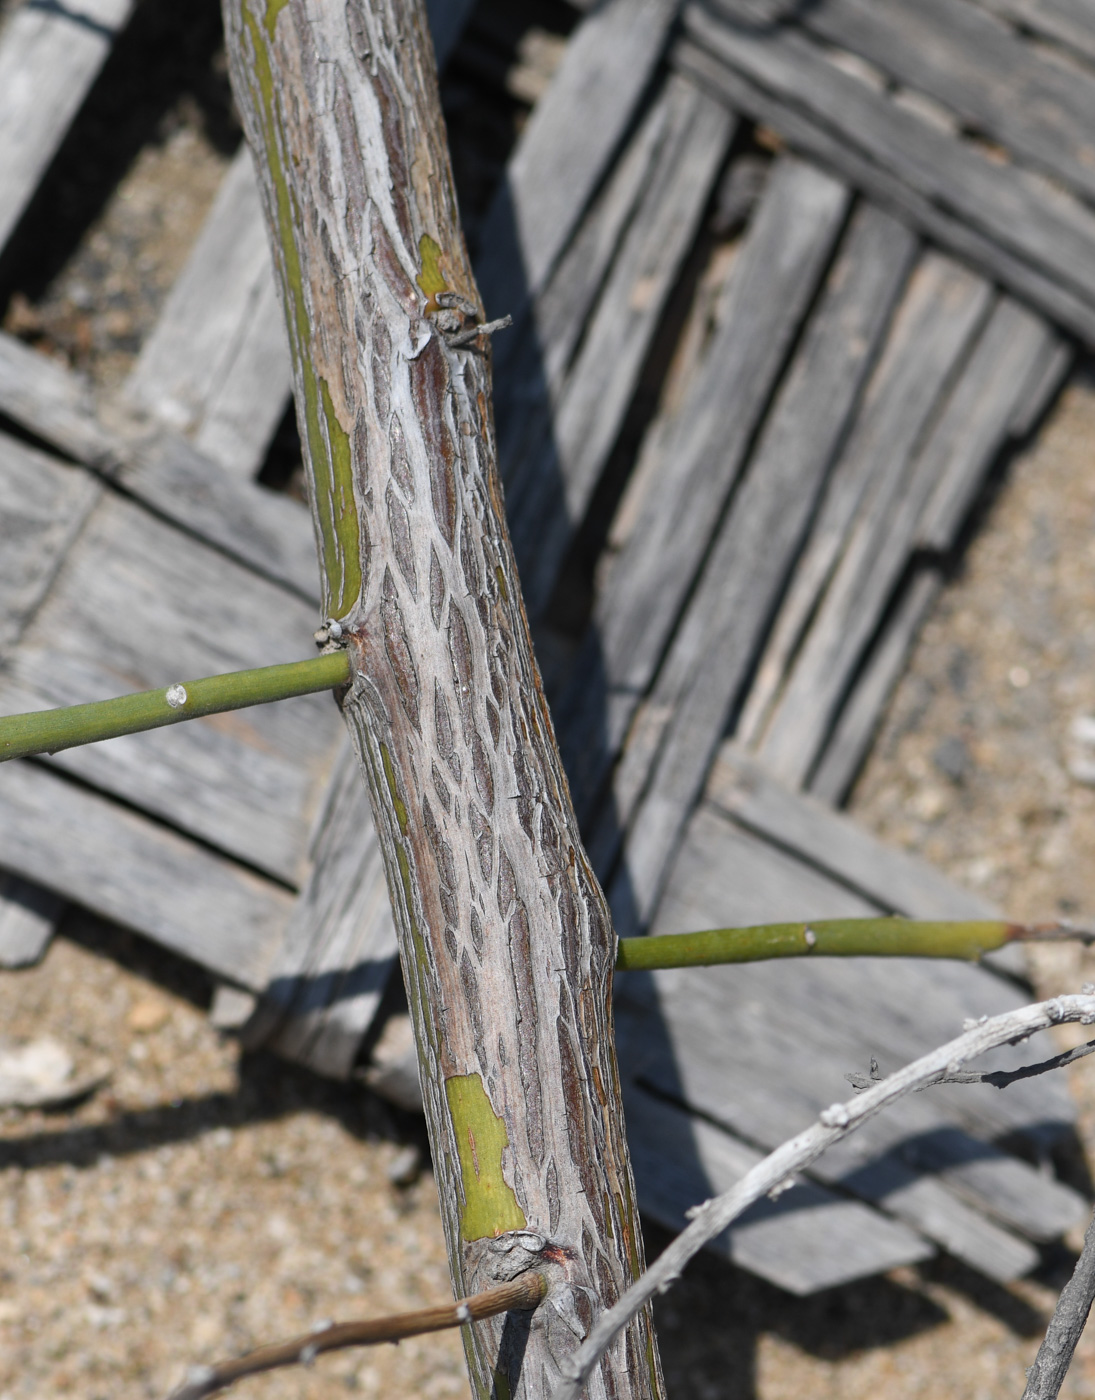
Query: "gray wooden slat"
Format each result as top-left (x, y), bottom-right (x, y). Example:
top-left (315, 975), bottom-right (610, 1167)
top-left (506, 76), bottom-right (735, 618)
top-left (622, 1077), bottom-right (935, 1294)
top-left (244, 740), bottom-right (397, 1079)
top-left (111, 434), bottom-right (320, 601)
top-left (754, 288), bottom-right (1042, 790)
top-left (680, 5), bottom-right (1095, 309)
top-left (655, 807), bottom-right (1075, 1149)
top-left (0, 872), bottom-right (61, 970)
top-left (494, 83), bottom-right (677, 450)
top-left (556, 156), bottom-right (850, 823)
top-left (475, 0), bottom-right (681, 320)
top-left (624, 810), bottom-right (1084, 1274)
top-left (719, 0), bottom-right (1095, 205)
top-left (0, 0), bottom-right (136, 254)
top-left (587, 203), bottom-right (917, 917)
top-left (706, 741), bottom-right (995, 920)
top-left (671, 21), bottom-right (1095, 345)
top-left (0, 331), bottom-right (118, 466)
top-left (0, 332), bottom-right (321, 601)
top-left (0, 492), bottom-right (339, 884)
top-left (968, 0), bottom-right (1095, 69)
top-left (917, 305), bottom-right (1068, 552)
top-left (123, 146), bottom-right (292, 480)
top-left (0, 431), bottom-right (101, 657)
top-left (808, 567), bottom-right (943, 806)
top-left (739, 252), bottom-right (991, 759)
top-left (0, 759), bottom-right (291, 988)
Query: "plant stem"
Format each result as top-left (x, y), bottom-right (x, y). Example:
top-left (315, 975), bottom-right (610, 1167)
top-left (614, 917), bottom-right (1092, 971)
top-left (0, 652), bottom-right (350, 762)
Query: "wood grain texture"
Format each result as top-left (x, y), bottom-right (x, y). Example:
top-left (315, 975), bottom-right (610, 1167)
top-left (475, 0), bottom-right (682, 321)
top-left (0, 872), bottom-right (61, 970)
top-left (740, 251), bottom-right (992, 763)
top-left (505, 75), bottom-right (735, 619)
top-left (590, 202), bottom-right (916, 921)
top-left (123, 145), bottom-right (293, 479)
top-left (557, 156), bottom-right (849, 826)
top-left (706, 742), bottom-right (996, 920)
top-left (976, 0), bottom-right (1095, 63)
top-left (0, 0), bottom-right (136, 254)
top-left (0, 431), bottom-right (102, 658)
top-left (0, 331), bottom-right (119, 467)
top-left (223, 2), bottom-right (664, 1396)
top-left (761, 298), bottom-right (1054, 793)
top-left (719, 0), bottom-right (1095, 204)
top-left (681, 4), bottom-right (1095, 305)
top-left (0, 758), bottom-right (291, 988)
top-left (672, 13), bottom-right (1095, 344)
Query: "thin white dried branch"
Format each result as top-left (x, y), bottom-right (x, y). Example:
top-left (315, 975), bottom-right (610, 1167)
top-left (552, 991), bottom-right (1095, 1400)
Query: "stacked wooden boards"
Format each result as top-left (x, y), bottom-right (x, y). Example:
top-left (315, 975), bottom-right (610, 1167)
top-left (0, 0), bottom-right (1089, 1294)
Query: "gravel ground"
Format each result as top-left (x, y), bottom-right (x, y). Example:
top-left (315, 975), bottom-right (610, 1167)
top-left (3, 3), bottom-right (1095, 1396)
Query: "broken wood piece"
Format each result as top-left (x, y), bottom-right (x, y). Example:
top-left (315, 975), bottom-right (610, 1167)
top-left (0, 0), bottom-right (136, 255)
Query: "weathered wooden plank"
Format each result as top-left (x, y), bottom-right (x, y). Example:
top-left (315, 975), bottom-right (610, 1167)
top-left (123, 146), bottom-right (292, 480)
top-left (557, 156), bottom-right (849, 823)
top-left (0, 431), bottom-right (101, 657)
top-left (587, 203), bottom-right (917, 916)
top-left (622, 1077), bottom-right (935, 1294)
top-left (475, 0), bottom-right (681, 319)
top-left (671, 21), bottom-right (1095, 344)
top-left (654, 809), bottom-right (1075, 1146)
top-left (494, 81), bottom-right (680, 451)
top-left (506, 77), bottom-right (735, 618)
top-left (0, 0), bottom-right (136, 254)
top-left (681, 5), bottom-right (1095, 308)
top-left (244, 739), bottom-right (397, 1079)
top-left (0, 331), bottom-right (118, 466)
top-left (0, 872), bottom-right (61, 970)
top-left (808, 567), bottom-right (943, 806)
top-left (0, 759), bottom-right (291, 988)
top-left (716, 0), bottom-right (1095, 205)
top-left (739, 252), bottom-right (991, 760)
top-left (976, 0), bottom-right (1095, 63)
top-left (0, 493), bottom-right (339, 883)
top-left (706, 741), bottom-right (994, 919)
top-left (625, 811), bottom-right (1084, 1272)
top-left (0, 332), bottom-right (321, 601)
top-left (112, 433), bottom-right (320, 601)
top-left (918, 304), bottom-right (1067, 551)
top-left (755, 285), bottom-right (1038, 789)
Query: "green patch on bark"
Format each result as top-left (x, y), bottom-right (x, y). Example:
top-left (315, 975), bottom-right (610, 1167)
top-left (417, 233), bottom-right (449, 309)
top-left (263, 0), bottom-right (290, 38)
top-left (380, 742), bottom-right (410, 834)
top-left (239, 2), bottom-right (362, 620)
top-left (445, 1074), bottom-right (526, 1241)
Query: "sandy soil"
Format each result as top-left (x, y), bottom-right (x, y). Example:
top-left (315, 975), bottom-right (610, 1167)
top-left (2, 3), bottom-right (1095, 1397)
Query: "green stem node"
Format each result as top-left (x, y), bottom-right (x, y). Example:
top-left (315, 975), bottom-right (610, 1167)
top-left (0, 651), bottom-right (351, 762)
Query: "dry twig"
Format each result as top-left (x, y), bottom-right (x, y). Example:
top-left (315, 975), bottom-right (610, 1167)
top-left (1022, 1201), bottom-right (1095, 1400)
top-left (550, 991), bottom-right (1095, 1400)
top-left (168, 1272), bottom-right (545, 1400)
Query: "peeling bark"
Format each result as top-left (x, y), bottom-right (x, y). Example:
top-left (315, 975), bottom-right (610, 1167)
top-left (220, 4), bottom-right (665, 1398)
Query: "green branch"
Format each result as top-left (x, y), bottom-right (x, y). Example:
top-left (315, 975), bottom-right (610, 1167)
top-left (0, 651), bottom-right (351, 762)
top-left (615, 917), bottom-right (1094, 972)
